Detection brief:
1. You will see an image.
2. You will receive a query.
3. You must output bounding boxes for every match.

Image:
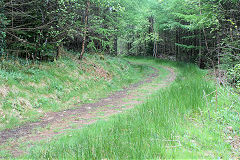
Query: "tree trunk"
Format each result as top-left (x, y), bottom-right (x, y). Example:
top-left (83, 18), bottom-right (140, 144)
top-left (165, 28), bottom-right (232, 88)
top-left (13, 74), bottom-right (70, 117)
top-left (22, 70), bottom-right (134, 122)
top-left (79, 0), bottom-right (90, 60)
top-left (114, 36), bottom-right (118, 55)
top-left (56, 44), bottom-right (62, 60)
top-left (198, 30), bottom-right (202, 67)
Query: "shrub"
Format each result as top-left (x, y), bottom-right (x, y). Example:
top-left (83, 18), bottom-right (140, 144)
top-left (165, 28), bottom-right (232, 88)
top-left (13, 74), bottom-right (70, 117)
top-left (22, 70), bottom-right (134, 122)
top-left (227, 64), bottom-right (240, 90)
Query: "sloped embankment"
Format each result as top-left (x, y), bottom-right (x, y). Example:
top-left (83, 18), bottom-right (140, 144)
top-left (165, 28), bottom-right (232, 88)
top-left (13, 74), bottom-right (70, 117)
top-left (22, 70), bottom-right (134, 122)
top-left (0, 55), bottom-right (151, 131)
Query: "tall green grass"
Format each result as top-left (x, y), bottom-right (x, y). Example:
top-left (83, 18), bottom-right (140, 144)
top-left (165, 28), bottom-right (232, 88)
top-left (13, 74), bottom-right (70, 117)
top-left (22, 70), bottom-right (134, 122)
top-left (25, 60), bottom-right (232, 159)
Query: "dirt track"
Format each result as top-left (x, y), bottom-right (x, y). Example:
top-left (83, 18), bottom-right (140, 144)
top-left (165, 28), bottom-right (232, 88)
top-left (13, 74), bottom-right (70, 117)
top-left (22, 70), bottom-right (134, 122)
top-left (0, 64), bottom-right (176, 157)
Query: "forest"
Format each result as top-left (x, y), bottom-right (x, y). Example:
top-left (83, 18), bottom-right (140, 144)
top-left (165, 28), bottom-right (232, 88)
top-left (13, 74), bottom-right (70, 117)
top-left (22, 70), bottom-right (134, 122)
top-left (1, 0), bottom-right (239, 66)
top-left (0, 0), bottom-right (240, 159)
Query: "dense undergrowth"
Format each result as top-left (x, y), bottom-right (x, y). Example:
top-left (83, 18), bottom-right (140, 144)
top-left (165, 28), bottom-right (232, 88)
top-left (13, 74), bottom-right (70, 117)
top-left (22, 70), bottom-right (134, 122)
top-left (24, 58), bottom-right (239, 159)
top-left (0, 53), bottom-right (151, 130)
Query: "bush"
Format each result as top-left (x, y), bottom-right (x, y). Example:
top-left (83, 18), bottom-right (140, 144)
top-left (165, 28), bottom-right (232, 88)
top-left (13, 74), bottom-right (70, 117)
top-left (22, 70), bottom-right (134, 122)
top-left (227, 64), bottom-right (240, 90)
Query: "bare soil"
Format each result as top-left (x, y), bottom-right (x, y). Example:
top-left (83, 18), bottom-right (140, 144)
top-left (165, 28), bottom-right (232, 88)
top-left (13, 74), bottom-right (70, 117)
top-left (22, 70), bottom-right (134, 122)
top-left (0, 65), bottom-right (176, 158)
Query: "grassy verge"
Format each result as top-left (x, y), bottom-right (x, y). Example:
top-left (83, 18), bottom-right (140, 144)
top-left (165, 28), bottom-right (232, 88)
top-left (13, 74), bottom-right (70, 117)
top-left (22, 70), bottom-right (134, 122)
top-left (10, 57), bottom-right (239, 159)
top-left (0, 54), bottom-right (152, 130)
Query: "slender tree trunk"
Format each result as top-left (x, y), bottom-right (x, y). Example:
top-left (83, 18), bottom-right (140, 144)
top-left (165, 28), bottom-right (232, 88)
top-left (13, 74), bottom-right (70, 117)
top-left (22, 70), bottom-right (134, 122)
top-left (79, 0), bottom-right (90, 60)
top-left (176, 29), bottom-right (179, 61)
top-left (217, 33), bottom-right (220, 68)
top-left (199, 0), bottom-right (210, 56)
top-left (198, 30), bottom-right (202, 67)
top-left (11, 0), bottom-right (13, 28)
top-left (114, 36), bottom-right (118, 55)
top-left (153, 41), bottom-right (155, 57)
top-left (56, 44), bottom-right (62, 60)
top-left (156, 41), bottom-right (158, 57)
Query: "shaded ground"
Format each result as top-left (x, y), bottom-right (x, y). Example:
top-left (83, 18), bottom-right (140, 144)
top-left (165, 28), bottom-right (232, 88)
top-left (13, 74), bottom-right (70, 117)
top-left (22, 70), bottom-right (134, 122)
top-left (0, 64), bottom-right (176, 158)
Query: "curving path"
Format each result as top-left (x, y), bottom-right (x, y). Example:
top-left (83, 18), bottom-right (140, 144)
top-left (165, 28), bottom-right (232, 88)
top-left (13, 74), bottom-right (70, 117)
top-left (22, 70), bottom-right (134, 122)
top-left (0, 63), bottom-right (176, 157)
